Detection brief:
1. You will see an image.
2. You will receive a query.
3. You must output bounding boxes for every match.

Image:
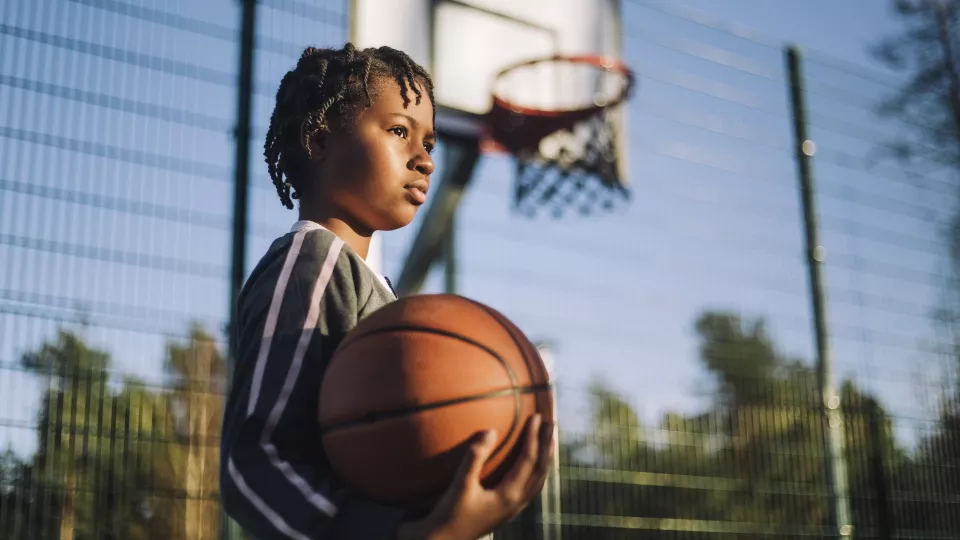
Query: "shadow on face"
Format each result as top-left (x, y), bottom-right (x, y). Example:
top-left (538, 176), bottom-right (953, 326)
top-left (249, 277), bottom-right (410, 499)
top-left (308, 77), bottom-right (437, 233)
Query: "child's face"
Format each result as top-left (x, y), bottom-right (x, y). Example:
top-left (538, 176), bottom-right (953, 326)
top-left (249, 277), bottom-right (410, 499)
top-left (312, 78), bottom-right (436, 233)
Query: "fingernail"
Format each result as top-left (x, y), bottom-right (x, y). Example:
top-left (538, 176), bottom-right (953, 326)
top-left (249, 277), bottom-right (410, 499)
top-left (485, 430), bottom-right (497, 444)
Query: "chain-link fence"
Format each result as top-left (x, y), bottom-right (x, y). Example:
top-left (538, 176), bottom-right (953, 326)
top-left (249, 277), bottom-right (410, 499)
top-left (1, 0), bottom-right (957, 539)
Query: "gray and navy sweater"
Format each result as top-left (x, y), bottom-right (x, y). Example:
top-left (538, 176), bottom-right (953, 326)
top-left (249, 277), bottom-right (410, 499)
top-left (220, 220), bottom-right (403, 539)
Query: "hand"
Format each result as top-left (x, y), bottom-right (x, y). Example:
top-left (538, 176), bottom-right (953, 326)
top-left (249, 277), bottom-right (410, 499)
top-left (396, 413), bottom-right (555, 540)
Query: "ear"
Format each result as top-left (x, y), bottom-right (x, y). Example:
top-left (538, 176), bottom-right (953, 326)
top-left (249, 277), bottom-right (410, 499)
top-left (299, 115), bottom-right (329, 162)
top-left (304, 130), bottom-right (327, 162)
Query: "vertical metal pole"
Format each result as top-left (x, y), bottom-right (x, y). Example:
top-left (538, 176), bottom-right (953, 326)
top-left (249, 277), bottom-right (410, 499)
top-left (396, 135), bottom-right (480, 296)
top-left (224, 1), bottom-right (256, 539)
top-left (229, 0), bottom-right (256, 377)
top-left (443, 214), bottom-right (457, 294)
top-left (538, 344), bottom-right (562, 540)
top-left (785, 45), bottom-right (853, 538)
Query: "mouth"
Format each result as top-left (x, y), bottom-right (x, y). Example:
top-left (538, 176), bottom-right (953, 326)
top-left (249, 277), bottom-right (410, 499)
top-left (404, 181), bottom-right (428, 206)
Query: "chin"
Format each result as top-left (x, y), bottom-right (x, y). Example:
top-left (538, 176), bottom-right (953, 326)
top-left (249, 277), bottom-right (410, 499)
top-left (375, 209), bottom-right (418, 231)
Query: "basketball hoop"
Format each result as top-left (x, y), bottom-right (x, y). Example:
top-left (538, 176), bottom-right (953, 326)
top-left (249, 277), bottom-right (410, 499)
top-left (483, 55), bottom-right (636, 218)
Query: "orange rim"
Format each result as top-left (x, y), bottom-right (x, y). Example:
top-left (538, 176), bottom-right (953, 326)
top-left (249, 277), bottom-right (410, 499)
top-left (488, 54), bottom-right (635, 118)
top-left (482, 54), bottom-right (634, 155)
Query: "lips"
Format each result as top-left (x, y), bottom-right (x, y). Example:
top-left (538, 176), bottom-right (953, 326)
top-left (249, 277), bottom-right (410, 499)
top-left (404, 180), bottom-right (429, 206)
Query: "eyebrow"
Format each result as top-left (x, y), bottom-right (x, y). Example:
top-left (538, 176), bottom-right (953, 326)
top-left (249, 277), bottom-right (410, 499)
top-left (390, 112), bottom-right (436, 140)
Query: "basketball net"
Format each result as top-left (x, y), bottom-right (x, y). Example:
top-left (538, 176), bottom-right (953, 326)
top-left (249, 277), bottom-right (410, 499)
top-left (483, 55), bottom-right (635, 218)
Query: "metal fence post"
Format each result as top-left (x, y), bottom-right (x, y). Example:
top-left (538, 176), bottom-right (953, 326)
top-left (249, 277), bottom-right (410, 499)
top-left (785, 44), bottom-right (854, 539)
top-left (224, 0), bottom-right (257, 538)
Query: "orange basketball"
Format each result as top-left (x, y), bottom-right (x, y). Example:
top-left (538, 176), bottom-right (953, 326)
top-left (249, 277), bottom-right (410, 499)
top-left (317, 294), bottom-right (554, 510)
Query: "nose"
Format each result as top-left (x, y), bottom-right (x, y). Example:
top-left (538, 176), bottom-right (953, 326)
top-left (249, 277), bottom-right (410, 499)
top-left (409, 148), bottom-right (435, 176)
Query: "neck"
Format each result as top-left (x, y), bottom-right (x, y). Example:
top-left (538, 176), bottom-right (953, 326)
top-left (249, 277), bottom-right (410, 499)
top-left (298, 209), bottom-right (372, 259)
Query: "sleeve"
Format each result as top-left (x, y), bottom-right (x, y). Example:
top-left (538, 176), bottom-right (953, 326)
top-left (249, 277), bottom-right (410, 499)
top-left (219, 230), bottom-right (409, 540)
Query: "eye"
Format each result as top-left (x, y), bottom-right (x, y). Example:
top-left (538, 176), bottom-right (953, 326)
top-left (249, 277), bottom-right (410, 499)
top-left (424, 141), bottom-right (435, 155)
top-left (388, 126), bottom-right (408, 139)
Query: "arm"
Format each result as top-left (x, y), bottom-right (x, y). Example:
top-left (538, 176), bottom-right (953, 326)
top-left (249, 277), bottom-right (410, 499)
top-left (220, 231), bottom-right (408, 540)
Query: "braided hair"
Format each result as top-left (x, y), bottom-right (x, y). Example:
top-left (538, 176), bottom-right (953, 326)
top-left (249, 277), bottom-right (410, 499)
top-left (264, 43), bottom-right (435, 209)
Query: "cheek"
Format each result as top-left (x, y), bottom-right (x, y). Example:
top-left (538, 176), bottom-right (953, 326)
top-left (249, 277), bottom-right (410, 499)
top-left (325, 131), bottom-right (408, 204)
top-left (362, 137), bottom-right (407, 188)
top-left (325, 137), bottom-right (375, 187)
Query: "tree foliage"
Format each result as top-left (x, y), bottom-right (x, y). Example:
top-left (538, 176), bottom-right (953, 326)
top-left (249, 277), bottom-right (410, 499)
top-left (874, 0), bottom-right (960, 170)
top-left (550, 312), bottom-right (908, 539)
top-left (873, 1), bottom-right (960, 533)
top-left (0, 325), bottom-right (224, 540)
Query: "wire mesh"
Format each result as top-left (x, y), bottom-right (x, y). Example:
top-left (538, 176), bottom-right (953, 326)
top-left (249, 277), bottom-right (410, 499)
top-left (0, 0), bottom-right (346, 538)
top-left (378, 2), bottom-right (960, 538)
top-left (0, 0), bottom-right (957, 539)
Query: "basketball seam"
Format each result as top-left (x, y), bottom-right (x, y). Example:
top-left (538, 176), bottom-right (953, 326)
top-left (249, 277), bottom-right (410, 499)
top-left (462, 298), bottom-right (539, 381)
top-left (461, 299), bottom-right (550, 485)
top-left (335, 324), bottom-right (517, 383)
top-left (319, 383), bottom-right (554, 435)
top-left (323, 323), bottom-right (521, 463)
top-left (331, 325), bottom-right (521, 389)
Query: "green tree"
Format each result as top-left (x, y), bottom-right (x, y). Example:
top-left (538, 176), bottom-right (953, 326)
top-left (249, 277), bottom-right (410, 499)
top-left (873, 0), bottom-right (960, 169)
top-left (0, 449), bottom-right (38, 539)
top-left (556, 311), bottom-right (903, 538)
top-left (16, 330), bottom-right (182, 539)
top-left (874, 1), bottom-right (960, 533)
top-left (0, 325), bottom-right (225, 539)
top-left (164, 324), bottom-right (225, 540)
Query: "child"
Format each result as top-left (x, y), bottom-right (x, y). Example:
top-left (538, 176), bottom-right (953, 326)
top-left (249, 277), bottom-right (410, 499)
top-left (219, 44), bottom-right (555, 540)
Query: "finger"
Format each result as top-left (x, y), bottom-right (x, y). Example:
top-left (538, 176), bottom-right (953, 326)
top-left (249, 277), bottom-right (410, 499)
top-left (496, 414), bottom-right (542, 500)
top-left (456, 429), bottom-right (498, 485)
top-left (525, 420), bottom-right (556, 495)
top-left (434, 430), bottom-right (497, 510)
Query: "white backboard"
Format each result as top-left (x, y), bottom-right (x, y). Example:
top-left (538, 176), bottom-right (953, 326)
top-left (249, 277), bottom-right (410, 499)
top-left (351, 0), bottom-right (624, 134)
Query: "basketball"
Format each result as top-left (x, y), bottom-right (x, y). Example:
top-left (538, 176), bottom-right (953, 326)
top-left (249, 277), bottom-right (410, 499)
top-left (317, 294), bottom-right (554, 509)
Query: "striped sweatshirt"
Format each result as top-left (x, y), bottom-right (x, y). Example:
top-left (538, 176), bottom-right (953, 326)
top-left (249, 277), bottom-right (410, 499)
top-left (220, 220), bottom-right (404, 540)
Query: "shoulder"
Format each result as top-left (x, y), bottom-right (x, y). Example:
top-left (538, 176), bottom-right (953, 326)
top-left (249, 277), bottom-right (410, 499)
top-left (290, 228), bottom-right (367, 308)
top-left (243, 227), bottom-right (348, 292)
top-left (275, 224), bottom-right (396, 308)
top-left (294, 223), bottom-right (394, 304)
top-left (237, 227), bottom-right (358, 321)
top-left (239, 223), bottom-right (394, 325)
top-left (293, 228), bottom-right (398, 330)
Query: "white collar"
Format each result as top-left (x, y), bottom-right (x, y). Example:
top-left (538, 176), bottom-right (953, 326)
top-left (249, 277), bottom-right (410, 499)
top-left (290, 220), bottom-right (323, 235)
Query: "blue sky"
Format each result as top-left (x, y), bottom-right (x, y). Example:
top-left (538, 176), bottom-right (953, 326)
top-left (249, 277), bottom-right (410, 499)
top-left (0, 0), bottom-right (953, 458)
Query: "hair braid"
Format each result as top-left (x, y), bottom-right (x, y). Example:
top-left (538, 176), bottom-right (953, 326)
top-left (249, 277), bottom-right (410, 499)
top-left (262, 43), bottom-right (433, 209)
top-left (265, 71), bottom-right (299, 208)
